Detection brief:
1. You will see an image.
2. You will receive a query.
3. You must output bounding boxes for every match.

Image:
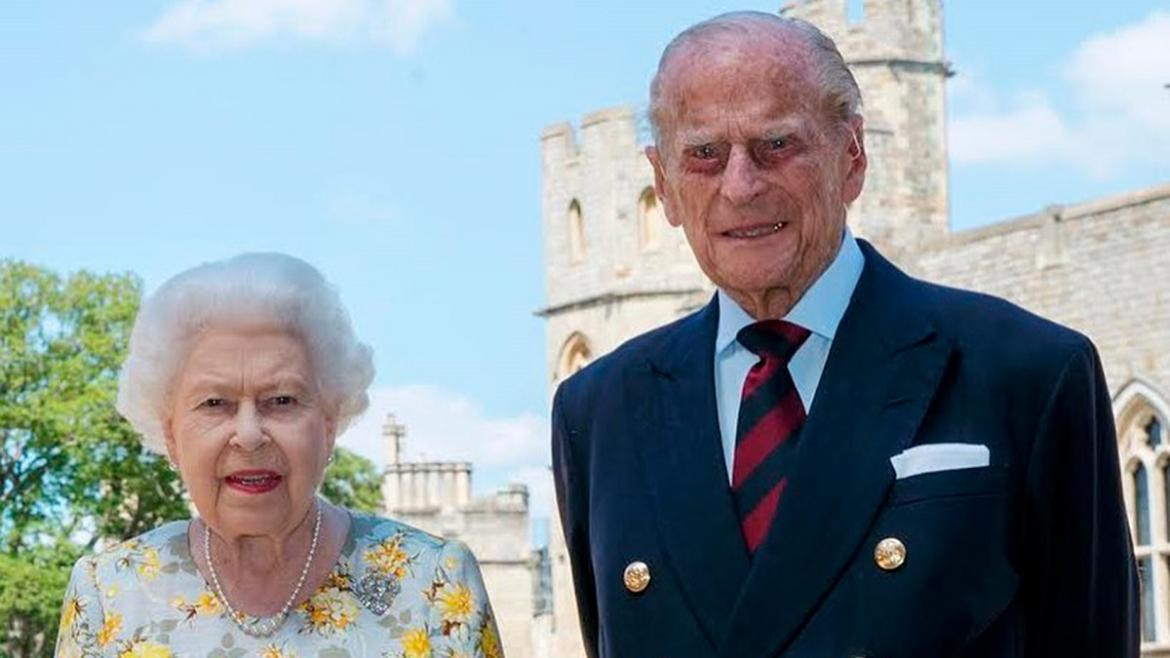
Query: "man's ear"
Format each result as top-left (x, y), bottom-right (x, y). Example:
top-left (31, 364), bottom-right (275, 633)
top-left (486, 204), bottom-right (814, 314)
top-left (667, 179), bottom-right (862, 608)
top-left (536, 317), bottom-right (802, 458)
top-left (645, 145), bottom-right (682, 228)
top-left (842, 115), bottom-right (867, 205)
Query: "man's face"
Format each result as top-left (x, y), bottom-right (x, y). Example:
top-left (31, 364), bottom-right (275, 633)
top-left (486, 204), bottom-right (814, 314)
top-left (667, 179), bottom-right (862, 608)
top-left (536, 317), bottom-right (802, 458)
top-left (647, 37), bottom-right (865, 309)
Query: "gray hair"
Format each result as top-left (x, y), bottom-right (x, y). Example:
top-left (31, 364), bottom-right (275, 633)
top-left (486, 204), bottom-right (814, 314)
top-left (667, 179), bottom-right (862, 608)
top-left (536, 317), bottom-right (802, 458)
top-left (648, 11), bottom-right (863, 144)
top-left (116, 252), bottom-right (375, 454)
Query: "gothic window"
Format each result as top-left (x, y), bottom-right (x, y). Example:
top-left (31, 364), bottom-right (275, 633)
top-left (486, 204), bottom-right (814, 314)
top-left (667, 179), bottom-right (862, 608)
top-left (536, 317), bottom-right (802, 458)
top-left (1142, 556), bottom-right (1156, 642)
top-left (555, 333), bottom-right (592, 382)
top-left (1149, 416), bottom-right (1165, 449)
top-left (1116, 382), bottom-right (1170, 646)
top-left (638, 187), bottom-right (663, 252)
top-left (1164, 460), bottom-right (1170, 543)
top-left (568, 199), bottom-right (586, 263)
top-left (1136, 463), bottom-right (1152, 546)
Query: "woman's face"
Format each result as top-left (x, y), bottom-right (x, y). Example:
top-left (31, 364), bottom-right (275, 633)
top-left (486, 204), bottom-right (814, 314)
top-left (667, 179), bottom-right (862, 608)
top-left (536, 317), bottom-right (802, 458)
top-left (166, 327), bottom-right (335, 540)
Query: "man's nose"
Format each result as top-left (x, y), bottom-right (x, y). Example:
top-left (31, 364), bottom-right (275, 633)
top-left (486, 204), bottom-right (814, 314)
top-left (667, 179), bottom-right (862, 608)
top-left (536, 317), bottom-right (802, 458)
top-left (720, 146), bottom-right (767, 206)
top-left (230, 402), bottom-right (267, 451)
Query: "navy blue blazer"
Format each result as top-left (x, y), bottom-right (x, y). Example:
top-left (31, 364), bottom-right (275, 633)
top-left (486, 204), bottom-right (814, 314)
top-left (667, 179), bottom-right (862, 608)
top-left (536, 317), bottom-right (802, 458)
top-left (552, 241), bottom-right (1138, 658)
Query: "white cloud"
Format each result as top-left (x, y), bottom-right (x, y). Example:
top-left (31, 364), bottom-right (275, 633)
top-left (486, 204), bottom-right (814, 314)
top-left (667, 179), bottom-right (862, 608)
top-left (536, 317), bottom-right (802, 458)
top-left (336, 384), bottom-right (552, 514)
top-left (142, 0), bottom-right (452, 54)
top-left (948, 11), bottom-right (1170, 178)
top-left (949, 96), bottom-right (1071, 166)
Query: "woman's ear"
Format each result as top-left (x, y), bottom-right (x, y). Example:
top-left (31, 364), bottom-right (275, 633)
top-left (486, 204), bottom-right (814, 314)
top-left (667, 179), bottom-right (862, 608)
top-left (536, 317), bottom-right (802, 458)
top-left (163, 420), bottom-right (180, 470)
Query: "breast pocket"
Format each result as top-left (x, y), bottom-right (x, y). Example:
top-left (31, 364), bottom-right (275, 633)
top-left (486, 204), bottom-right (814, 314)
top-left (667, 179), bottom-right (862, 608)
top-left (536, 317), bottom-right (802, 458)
top-left (888, 464), bottom-right (1008, 506)
top-left (839, 465), bottom-right (1017, 656)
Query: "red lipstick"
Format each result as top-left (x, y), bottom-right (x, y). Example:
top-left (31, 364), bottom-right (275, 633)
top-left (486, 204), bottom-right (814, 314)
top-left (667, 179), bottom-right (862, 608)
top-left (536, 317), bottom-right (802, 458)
top-left (224, 470), bottom-right (282, 494)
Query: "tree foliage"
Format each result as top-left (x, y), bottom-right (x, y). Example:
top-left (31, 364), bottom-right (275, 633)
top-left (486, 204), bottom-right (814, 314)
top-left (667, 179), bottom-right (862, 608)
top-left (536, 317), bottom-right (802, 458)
top-left (0, 261), bottom-right (189, 656)
top-left (321, 446), bottom-right (383, 515)
top-left (0, 260), bottom-right (388, 656)
top-left (0, 261), bottom-right (188, 554)
top-left (0, 548), bottom-right (78, 658)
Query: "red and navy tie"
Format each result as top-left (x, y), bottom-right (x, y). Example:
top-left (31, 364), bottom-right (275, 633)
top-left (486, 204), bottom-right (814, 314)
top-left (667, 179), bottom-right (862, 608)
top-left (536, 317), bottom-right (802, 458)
top-left (732, 320), bottom-right (811, 554)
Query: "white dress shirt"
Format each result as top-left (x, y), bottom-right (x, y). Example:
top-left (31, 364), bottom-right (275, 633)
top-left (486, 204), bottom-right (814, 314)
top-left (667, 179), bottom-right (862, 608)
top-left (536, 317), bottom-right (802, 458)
top-left (714, 230), bottom-right (865, 482)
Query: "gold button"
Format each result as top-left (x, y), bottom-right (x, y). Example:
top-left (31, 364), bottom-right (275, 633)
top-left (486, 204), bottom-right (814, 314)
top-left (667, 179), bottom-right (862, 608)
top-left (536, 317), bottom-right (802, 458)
top-left (874, 537), bottom-right (907, 571)
top-left (623, 561), bottom-right (651, 593)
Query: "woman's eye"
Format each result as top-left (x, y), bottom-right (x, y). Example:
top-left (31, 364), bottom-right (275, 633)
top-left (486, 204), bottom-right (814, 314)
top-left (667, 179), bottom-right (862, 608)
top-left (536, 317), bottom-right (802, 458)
top-left (200, 398), bottom-right (225, 409)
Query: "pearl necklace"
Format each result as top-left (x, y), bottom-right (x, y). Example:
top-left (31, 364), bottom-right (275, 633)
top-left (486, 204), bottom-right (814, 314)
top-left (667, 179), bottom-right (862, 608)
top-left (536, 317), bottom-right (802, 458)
top-left (203, 502), bottom-right (323, 638)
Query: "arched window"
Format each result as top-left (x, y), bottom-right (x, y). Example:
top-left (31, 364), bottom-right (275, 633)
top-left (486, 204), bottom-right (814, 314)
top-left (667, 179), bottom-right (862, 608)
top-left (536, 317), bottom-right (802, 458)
top-left (638, 187), bottom-right (663, 252)
top-left (568, 199), bottom-right (585, 263)
top-left (1149, 416), bottom-right (1165, 449)
top-left (1164, 460), bottom-right (1170, 543)
top-left (555, 333), bottom-right (592, 382)
top-left (1114, 380), bottom-right (1170, 646)
top-left (1141, 556), bottom-right (1156, 641)
top-left (1136, 463), bottom-right (1151, 546)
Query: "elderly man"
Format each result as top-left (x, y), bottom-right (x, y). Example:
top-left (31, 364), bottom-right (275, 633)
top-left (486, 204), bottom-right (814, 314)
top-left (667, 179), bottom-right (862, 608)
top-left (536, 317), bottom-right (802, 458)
top-left (551, 11), bottom-right (1137, 658)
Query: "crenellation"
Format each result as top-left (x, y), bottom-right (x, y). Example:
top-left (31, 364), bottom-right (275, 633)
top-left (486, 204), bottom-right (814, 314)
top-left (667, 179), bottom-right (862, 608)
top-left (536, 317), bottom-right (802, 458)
top-left (538, 3), bottom-right (1169, 656)
top-left (379, 415), bottom-right (535, 658)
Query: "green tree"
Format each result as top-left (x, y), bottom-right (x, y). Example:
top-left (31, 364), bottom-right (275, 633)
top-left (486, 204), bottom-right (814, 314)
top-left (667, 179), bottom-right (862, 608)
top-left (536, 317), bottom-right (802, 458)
top-left (321, 447), bottom-right (383, 514)
top-left (0, 262), bottom-right (189, 553)
top-left (0, 261), bottom-right (187, 656)
top-left (0, 548), bottom-right (78, 658)
top-left (0, 260), bottom-right (388, 656)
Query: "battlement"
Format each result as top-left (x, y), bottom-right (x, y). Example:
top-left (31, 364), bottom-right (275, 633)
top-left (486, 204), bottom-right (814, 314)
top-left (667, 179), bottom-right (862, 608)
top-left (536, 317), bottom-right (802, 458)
top-left (540, 106), bottom-right (639, 176)
top-left (781, 0), bottom-right (944, 65)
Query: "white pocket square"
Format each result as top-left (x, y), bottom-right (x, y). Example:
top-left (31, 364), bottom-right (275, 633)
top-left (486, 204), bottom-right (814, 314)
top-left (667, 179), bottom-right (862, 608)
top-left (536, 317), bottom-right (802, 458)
top-left (890, 443), bottom-right (990, 479)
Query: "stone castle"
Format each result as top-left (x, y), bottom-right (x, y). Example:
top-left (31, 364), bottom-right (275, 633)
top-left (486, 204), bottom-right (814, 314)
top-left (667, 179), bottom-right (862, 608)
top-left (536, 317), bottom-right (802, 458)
top-left (378, 414), bottom-right (550, 658)
top-left (536, 1), bottom-right (1170, 657)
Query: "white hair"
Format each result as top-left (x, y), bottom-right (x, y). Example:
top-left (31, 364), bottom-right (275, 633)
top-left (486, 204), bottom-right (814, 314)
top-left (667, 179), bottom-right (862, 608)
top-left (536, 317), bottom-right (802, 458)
top-left (116, 252), bottom-right (375, 454)
top-left (649, 11), bottom-right (863, 144)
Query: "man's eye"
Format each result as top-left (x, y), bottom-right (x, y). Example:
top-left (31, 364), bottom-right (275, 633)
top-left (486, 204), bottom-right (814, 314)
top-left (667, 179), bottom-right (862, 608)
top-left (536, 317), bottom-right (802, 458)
top-left (271, 395), bottom-right (297, 406)
top-left (692, 144), bottom-right (719, 159)
top-left (767, 137), bottom-right (788, 150)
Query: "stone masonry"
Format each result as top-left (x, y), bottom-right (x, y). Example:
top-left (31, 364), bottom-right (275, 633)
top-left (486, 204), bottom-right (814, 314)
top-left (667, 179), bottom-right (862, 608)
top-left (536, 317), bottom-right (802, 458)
top-left (538, 1), bottom-right (1170, 656)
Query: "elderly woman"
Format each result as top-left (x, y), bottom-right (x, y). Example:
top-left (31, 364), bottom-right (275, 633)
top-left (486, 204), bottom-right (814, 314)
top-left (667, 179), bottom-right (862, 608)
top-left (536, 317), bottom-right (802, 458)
top-left (55, 253), bottom-right (501, 658)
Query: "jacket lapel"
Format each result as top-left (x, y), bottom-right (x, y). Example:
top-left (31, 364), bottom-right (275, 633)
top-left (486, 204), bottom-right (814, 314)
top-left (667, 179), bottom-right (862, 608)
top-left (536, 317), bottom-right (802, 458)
top-left (718, 242), bottom-right (955, 658)
top-left (633, 295), bottom-right (751, 649)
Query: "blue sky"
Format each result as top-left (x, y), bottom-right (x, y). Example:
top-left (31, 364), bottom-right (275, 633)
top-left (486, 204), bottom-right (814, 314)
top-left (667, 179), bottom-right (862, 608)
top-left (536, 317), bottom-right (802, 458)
top-left (3, 1), bottom-right (1168, 530)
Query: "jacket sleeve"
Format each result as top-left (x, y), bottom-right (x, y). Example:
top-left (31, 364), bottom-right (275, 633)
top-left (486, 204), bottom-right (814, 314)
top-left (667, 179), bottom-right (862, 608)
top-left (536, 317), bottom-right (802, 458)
top-left (551, 383), bottom-right (600, 658)
top-left (1023, 340), bottom-right (1139, 657)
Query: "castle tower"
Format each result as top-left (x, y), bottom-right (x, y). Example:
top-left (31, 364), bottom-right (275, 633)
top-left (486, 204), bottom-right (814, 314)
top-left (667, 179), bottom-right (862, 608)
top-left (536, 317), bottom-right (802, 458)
top-left (540, 4), bottom-right (952, 656)
top-left (379, 412), bottom-right (535, 658)
top-left (539, 107), bottom-right (716, 657)
top-left (782, 0), bottom-right (951, 261)
top-left (538, 107), bottom-right (712, 390)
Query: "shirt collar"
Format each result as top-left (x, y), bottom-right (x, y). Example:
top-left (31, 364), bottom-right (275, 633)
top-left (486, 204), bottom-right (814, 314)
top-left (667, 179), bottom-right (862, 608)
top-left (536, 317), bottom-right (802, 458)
top-left (716, 228), bottom-right (864, 355)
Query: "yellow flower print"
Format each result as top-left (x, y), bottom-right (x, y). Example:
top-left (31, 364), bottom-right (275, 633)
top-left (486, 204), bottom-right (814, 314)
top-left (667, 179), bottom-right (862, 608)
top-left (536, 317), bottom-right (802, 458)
top-left (443, 555), bottom-right (458, 571)
top-left (479, 621), bottom-right (502, 658)
top-left (137, 548), bottom-right (160, 580)
top-left (59, 596), bottom-right (84, 632)
top-left (299, 587), bottom-right (359, 636)
top-left (194, 591), bottom-right (222, 616)
top-left (119, 640), bottom-right (172, 658)
top-left (324, 569), bottom-right (351, 590)
top-left (97, 612), bottom-right (123, 647)
top-left (436, 583), bottom-right (473, 627)
top-left (106, 585), bottom-right (119, 600)
top-left (364, 535), bottom-right (412, 579)
top-left (260, 644), bottom-right (296, 658)
top-left (400, 627), bottom-right (431, 658)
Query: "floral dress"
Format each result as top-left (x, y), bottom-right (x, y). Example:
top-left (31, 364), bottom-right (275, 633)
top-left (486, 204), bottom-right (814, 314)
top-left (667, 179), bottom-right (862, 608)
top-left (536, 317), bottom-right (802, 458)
top-left (54, 513), bottom-right (503, 658)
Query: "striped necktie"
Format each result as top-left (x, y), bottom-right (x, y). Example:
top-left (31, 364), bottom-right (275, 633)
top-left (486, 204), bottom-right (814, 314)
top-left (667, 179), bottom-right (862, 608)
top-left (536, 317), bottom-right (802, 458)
top-left (732, 320), bottom-right (811, 554)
